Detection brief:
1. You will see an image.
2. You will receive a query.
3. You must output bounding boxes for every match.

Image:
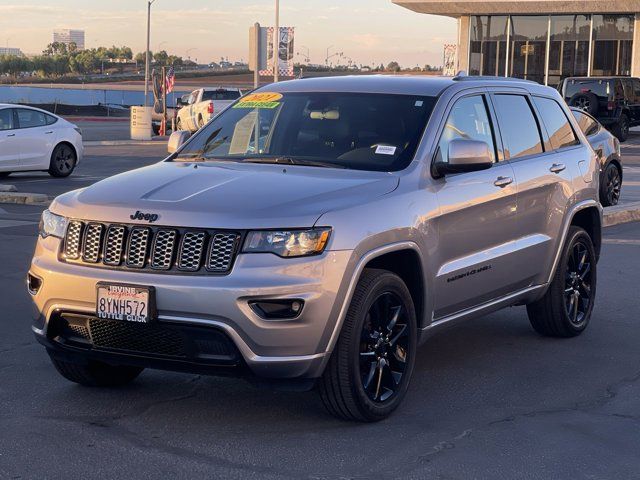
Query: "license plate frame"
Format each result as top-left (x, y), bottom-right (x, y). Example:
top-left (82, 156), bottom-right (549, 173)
top-left (96, 282), bottom-right (157, 324)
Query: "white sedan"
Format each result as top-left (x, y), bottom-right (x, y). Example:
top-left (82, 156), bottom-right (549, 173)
top-left (0, 104), bottom-right (83, 178)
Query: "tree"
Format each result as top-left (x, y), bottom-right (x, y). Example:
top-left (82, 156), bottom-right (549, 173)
top-left (386, 61), bottom-right (401, 72)
top-left (153, 50), bottom-right (169, 66)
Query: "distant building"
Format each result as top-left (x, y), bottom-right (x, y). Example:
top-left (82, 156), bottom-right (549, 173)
top-left (53, 29), bottom-right (85, 50)
top-left (0, 47), bottom-right (23, 57)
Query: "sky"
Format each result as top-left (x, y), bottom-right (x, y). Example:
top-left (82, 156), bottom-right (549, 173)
top-left (0, 0), bottom-right (456, 67)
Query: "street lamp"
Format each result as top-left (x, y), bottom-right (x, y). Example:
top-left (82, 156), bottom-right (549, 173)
top-left (273, 0), bottom-right (279, 82)
top-left (144, 0), bottom-right (156, 107)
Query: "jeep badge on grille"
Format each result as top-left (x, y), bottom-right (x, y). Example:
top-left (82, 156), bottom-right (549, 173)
top-left (130, 211), bottom-right (159, 223)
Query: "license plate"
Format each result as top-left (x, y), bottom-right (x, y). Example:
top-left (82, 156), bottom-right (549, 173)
top-left (96, 283), bottom-right (156, 323)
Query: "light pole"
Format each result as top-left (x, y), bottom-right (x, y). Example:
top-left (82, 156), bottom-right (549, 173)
top-left (273, 0), bottom-right (279, 82)
top-left (144, 0), bottom-right (156, 107)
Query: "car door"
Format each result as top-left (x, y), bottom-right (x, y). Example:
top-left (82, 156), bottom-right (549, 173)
top-left (431, 92), bottom-right (520, 319)
top-left (495, 93), bottom-right (583, 288)
top-left (188, 90), bottom-right (199, 130)
top-left (15, 108), bottom-right (57, 169)
top-left (0, 108), bottom-right (21, 169)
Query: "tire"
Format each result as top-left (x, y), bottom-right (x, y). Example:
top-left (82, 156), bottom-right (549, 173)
top-left (49, 354), bottom-right (143, 387)
top-left (176, 118), bottom-right (183, 131)
top-left (0, 172), bottom-right (10, 178)
top-left (197, 115), bottom-right (204, 129)
top-left (318, 268), bottom-right (417, 422)
top-left (612, 114), bottom-right (630, 142)
top-left (527, 226), bottom-right (597, 338)
top-left (600, 162), bottom-right (622, 207)
top-left (48, 143), bottom-right (77, 178)
top-left (569, 92), bottom-right (599, 116)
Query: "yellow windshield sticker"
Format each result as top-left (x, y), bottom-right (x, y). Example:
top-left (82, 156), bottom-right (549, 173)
top-left (233, 92), bottom-right (283, 109)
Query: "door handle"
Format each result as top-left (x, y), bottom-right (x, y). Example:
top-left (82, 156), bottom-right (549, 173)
top-left (494, 176), bottom-right (513, 188)
top-left (6, 133), bottom-right (15, 137)
top-left (44, 131), bottom-right (53, 134)
top-left (550, 163), bottom-right (566, 173)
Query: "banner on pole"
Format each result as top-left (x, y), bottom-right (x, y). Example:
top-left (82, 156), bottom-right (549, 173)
top-left (255, 26), bottom-right (295, 77)
top-left (443, 44), bottom-right (458, 76)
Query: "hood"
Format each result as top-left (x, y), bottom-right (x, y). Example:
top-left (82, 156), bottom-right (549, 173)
top-left (51, 160), bottom-right (399, 229)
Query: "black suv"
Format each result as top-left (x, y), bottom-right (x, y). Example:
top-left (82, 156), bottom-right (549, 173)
top-left (560, 76), bottom-right (640, 142)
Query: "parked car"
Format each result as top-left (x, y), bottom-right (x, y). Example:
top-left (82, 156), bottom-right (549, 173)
top-left (570, 107), bottom-right (623, 206)
top-left (30, 76), bottom-right (602, 421)
top-left (175, 87), bottom-right (242, 132)
top-left (0, 104), bottom-right (83, 178)
top-left (559, 76), bottom-right (640, 142)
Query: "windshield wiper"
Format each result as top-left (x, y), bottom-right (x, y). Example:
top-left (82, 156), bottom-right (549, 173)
top-left (241, 157), bottom-right (346, 169)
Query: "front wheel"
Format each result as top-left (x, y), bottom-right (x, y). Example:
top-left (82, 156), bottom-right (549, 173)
top-left (600, 163), bottom-right (622, 207)
top-left (49, 354), bottom-right (143, 387)
top-left (48, 143), bottom-right (77, 178)
top-left (318, 269), bottom-right (417, 422)
top-left (527, 226), bottom-right (596, 337)
top-left (612, 114), bottom-right (630, 142)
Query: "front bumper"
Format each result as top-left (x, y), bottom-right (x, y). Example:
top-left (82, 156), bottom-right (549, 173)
top-left (30, 235), bottom-right (354, 379)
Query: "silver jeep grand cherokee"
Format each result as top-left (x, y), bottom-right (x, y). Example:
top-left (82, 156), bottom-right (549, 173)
top-left (29, 76), bottom-right (602, 421)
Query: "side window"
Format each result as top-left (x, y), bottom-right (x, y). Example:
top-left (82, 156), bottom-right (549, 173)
top-left (0, 109), bottom-right (14, 131)
top-left (45, 114), bottom-right (58, 125)
top-left (532, 97), bottom-right (579, 150)
top-left (492, 95), bottom-right (543, 159)
top-left (16, 109), bottom-right (47, 128)
top-left (572, 110), bottom-right (600, 137)
top-left (436, 95), bottom-right (496, 164)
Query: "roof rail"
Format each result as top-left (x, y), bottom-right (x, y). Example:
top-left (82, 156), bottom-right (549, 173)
top-left (452, 75), bottom-right (538, 84)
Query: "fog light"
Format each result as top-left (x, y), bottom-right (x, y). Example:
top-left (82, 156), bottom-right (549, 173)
top-left (249, 299), bottom-right (304, 320)
top-left (27, 273), bottom-right (43, 295)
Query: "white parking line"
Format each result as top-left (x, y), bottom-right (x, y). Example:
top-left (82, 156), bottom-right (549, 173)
top-left (603, 238), bottom-right (640, 245)
top-left (0, 220), bottom-right (38, 228)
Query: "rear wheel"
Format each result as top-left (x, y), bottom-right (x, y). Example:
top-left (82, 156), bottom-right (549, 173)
top-left (197, 115), bottom-right (205, 129)
top-left (600, 163), bottom-right (622, 207)
top-left (176, 118), bottom-right (183, 131)
top-left (612, 114), bottom-right (630, 142)
top-left (48, 143), bottom-right (77, 178)
top-left (49, 354), bottom-right (143, 387)
top-left (527, 227), bottom-right (596, 337)
top-left (318, 269), bottom-right (417, 422)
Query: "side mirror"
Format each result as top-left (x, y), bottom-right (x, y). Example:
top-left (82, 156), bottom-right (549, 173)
top-left (433, 139), bottom-right (493, 177)
top-left (167, 130), bottom-right (191, 154)
top-left (176, 98), bottom-right (184, 107)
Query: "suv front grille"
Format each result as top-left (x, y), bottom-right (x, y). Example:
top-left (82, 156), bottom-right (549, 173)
top-left (62, 221), bottom-right (241, 275)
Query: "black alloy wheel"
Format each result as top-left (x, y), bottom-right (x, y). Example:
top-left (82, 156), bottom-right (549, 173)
top-left (359, 292), bottom-right (410, 403)
top-left (602, 164), bottom-right (622, 206)
top-left (564, 240), bottom-right (594, 327)
top-left (49, 144), bottom-right (76, 177)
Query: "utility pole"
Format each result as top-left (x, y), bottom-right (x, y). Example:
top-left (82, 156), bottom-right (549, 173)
top-left (144, 0), bottom-right (156, 107)
top-left (273, 0), bottom-right (279, 82)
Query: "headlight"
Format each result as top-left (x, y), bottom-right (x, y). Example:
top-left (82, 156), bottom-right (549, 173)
top-left (243, 227), bottom-right (331, 257)
top-left (39, 210), bottom-right (68, 239)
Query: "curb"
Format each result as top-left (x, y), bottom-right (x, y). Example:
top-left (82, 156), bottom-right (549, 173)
top-left (84, 138), bottom-right (168, 146)
top-left (84, 140), bottom-right (157, 146)
top-left (0, 192), bottom-right (49, 205)
top-left (603, 201), bottom-right (640, 227)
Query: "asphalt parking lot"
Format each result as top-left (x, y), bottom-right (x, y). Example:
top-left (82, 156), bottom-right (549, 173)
top-left (1, 134), bottom-right (640, 479)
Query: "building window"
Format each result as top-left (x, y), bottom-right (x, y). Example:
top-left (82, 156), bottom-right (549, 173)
top-left (592, 15), bottom-right (634, 76)
top-left (509, 16), bottom-right (549, 85)
top-left (548, 15), bottom-right (591, 86)
top-left (469, 16), bottom-right (509, 76)
top-left (467, 13), bottom-right (636, 85)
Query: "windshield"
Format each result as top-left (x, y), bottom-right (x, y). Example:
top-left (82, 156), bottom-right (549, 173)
top-left (174, 91), bottom-right (437, 171)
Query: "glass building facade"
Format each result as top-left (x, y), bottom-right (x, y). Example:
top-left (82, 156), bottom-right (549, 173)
top-left (469, 14), bottom-right (635, 86)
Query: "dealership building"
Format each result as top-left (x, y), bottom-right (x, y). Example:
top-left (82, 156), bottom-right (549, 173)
top-left (393, 0), bottom-right (640, 86)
